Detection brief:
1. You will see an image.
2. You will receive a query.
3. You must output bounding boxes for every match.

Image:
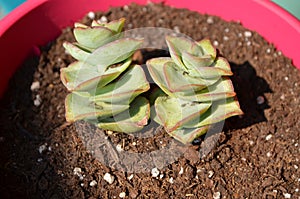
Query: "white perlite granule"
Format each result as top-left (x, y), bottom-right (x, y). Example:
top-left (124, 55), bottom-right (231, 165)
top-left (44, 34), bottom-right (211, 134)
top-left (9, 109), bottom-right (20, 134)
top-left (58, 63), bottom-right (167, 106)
top-left (151, 168), bottom-right (160, 177)
top-left (103, 173), bottom-right (115, 184)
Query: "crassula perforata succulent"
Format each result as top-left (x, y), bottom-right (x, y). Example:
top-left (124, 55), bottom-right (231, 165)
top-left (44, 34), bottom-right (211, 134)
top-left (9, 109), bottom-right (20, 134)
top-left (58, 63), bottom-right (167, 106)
top-left (60, 17), bottom-right (243, 144)
top-left (146, 35), bottom-right (243, 144)
top-left (60, 18), bottom-right (150, 133)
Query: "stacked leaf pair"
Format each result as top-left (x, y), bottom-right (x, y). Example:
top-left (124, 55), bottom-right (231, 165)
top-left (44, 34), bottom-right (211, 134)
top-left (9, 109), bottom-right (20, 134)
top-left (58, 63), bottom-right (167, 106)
top-left (147, 36), bottom-right (243, 144)
top-left (61, 18), bottom-right (151, 133)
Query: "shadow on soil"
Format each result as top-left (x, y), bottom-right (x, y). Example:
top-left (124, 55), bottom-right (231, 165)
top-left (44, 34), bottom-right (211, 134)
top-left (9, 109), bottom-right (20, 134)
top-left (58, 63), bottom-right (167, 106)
top-left (225, 61), bottom-right (272, 130)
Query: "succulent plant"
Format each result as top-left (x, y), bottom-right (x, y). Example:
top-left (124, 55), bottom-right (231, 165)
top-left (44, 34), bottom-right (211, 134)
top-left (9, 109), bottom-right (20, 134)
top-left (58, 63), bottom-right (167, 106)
top-left (60, 17), bottom-right (243, 143)
top-left (60, 18), bottom-right (150, 133)
top-left (147, 35), bottom-right (243, 144)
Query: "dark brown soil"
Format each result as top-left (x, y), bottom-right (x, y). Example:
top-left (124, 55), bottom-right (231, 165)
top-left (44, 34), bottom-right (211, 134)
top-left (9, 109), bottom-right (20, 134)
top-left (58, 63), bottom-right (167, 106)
top-left (1, 3), bottom-right (300, 199)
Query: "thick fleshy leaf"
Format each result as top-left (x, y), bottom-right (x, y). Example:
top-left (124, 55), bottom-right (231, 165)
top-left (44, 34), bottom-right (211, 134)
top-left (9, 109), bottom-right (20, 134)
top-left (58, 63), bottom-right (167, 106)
top-left (74, 26), bottom-right (115, 49)
top-left (97, 96), bottom-right (150, 133)
top-left (163, 61), bottom-right (220, 93)
top-left (175, 78), bottom-right (236, 102)
top-left (63, 42), bottom-right (90, 62)
top-left (146, 57), bottom-right (174, 96)
top-left (182, 52), bottom-right (214, 69)
top-left (197, 39), bottom-right (217, 60)
top-left (90, 65), bottom-right (150, 104)
top-left (86, 38), bottom-right (143, 68)
top-left (211, 57), bottom-right (232, 72)
top-left (65, 93), bottom-right (129, 122)
top-left (74, 22), bottom-right (88, 28)
top-left (166, 35), bottom-right (203, 70)
top-left (60, 58), bottom-right (132, 91)
top-left (183, 97), bottom-right (243, 128)
top-left (91, 18), bottom-right (125, 33)
top-left (155, 96), bottom-right (211, 132)
top-left (167, 126), bottom-right (209, 144)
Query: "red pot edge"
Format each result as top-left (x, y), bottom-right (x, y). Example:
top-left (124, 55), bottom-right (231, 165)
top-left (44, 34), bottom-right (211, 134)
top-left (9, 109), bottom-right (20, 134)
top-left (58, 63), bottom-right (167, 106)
top-left (0, 0), bottom-right (299, 97)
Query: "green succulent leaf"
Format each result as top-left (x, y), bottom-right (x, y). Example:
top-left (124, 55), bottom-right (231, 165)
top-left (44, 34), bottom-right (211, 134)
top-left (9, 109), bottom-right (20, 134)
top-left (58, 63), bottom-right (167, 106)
top-left (89, 65), bottom-right (150, 104)
top-left (86, 38), bottom-right (143, 69)
top-left (63, 42), bottom-right (91, 62)
top-left (146, 57), bottom-right (174, 96)
top-left (163, 61), bottom-right (220, 93)
top-left (197, 39), bottom-right (217, 60)
top-left (97, 96), bottom-right (150, 133)
top-left (65, 93), bottom-right (129, 122)
top-left (91, 18), bottom-right (125, 33)
top-left (183, 97), bottom-right (243, 128)
top-left (74, 26), bottom-right (115, 49)
top-left (60, 58), bottom-right (132, 91)
top-left (74, 22), bottom-right (88, 28)
top-left (211, 57), bottom-right (232, 72)
top-left (167, 126), bottom-right (209, 144)
top-left (166, 35), bottom-right (203, 70)
top-left (182, 52), bottom-right (214, 69)
top-left (155, 96), bottom-right (211, 132)
top-left (175, 77), bottom-right (236, 102)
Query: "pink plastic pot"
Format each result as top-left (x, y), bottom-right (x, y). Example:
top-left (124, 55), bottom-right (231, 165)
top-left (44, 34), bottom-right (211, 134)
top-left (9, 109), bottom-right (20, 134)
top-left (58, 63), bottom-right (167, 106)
top-left (0, 0), bottom-right (300, 97)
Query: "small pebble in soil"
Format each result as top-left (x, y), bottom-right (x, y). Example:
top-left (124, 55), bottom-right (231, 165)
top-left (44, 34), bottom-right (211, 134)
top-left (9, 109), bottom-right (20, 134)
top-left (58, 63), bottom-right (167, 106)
top-left (123, 5), bottom-right (129, 11)
top-left (38, 143), bottom-right (47, 154)
top-left (30, 81), bottom-right (40, 91)
top-left (34, 95), bottom-right (42, 106)
top-left (244, 31), bottom-right (252, 37)
top-left (89, 180), bottom-right (97, 187)
top-left (159, 174), bottom-right (164, 179)
top-left (179, 167), bottom-right (184, 175)
top-left (265, 134), bottom-right (273, 141)
top-left (213, 40), bottom-right (219, 46)
top-left (284, 76), bottom-right (289, 81)
top-left (151, 168), bottom-right (160, 178)
top-left (266, 48), bottom-right (271, 53)
top-left (208, 170), bottom-right (214, 178)
top-left (103, 173), bottom-right (115, 184)
top-left (127, 174), bottom-right (134, 180)
top-left (169, 177), bottom-right (174, 184)
top-left (173, 26), bottom-right (180, 33)
top-left (223, 36), bottom-right (229, 41)
top-left (256, 96), bottom-right (265, 105)
top-left (119, 192), bottom-right (126, 198)
top-left (295, 188), bottom-right (299, 192)
top-left (283, 193), bottom-right (291, 198)
top-left (267, 152), bottom-right (272, 157)
top-left (294, 165), bottom-right (298, 169)
top-left (100, 16), bottom-right (108, 23)
top-left (37, 158), bottom-right (43, 162)
top-left (116, 144), bottom-right (123, 152)
top-left (87, 11), bottom-right (95, 20)
top-left (73, 167), bottom-right (84, 180)
top-left (213, 191), bottom-right (221, 199)
top-left (206, 16), bottom-right (214, 24)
